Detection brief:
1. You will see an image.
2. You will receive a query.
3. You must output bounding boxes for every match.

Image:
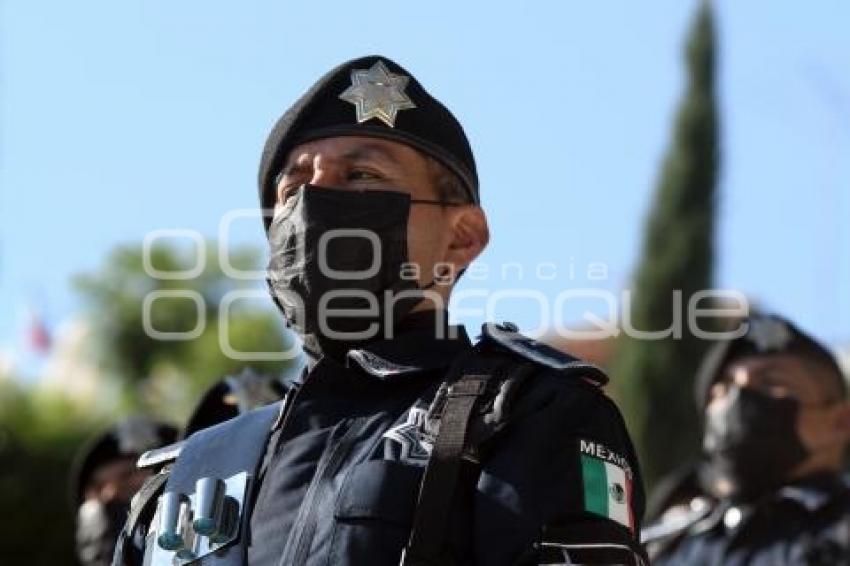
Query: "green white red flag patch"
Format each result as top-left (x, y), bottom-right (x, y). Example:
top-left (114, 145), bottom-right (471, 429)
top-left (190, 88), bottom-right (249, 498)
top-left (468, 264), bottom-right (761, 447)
top-left (579, 439), bottom-right (635, 533)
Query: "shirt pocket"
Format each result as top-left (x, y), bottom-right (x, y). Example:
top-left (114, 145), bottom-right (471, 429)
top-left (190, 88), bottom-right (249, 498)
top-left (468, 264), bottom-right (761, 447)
top-left (330, 459), bottom-right (423, 564)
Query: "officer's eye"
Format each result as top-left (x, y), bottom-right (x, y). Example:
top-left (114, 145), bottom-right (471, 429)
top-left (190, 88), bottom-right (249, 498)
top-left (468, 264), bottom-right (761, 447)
top-left (347, 169), bottom-right (382, 182)
top-left (752, 370), bottom-right (796, 398)
top-left (277, 182), bottom-right (301, 204)
top-left (758, 370), bottom-right (788, 388)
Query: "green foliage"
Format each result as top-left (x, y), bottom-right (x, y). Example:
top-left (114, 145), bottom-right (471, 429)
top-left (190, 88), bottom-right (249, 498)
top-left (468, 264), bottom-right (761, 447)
top-left (73, 241), bottom-right (301, 421)
top-left (611, 1), bottom-right (719, 488)
top-left (0, 379), bottom-right (104, 565)
top-left (0, 239), bottom-right (301, 564)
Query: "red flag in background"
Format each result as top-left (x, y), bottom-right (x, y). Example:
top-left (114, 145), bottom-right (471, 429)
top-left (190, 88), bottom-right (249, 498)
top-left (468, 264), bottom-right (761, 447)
top-left (28, 311), bottom-right (52, 353)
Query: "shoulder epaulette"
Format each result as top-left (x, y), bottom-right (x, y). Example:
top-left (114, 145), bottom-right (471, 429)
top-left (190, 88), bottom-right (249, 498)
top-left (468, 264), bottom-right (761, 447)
top-left (137, 440), bottom-right (185, 469)
top-left (481, 322), bottom-right (609, 387)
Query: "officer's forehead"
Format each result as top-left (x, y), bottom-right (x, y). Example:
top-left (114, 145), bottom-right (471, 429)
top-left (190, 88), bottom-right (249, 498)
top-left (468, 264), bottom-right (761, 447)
top-left (282, 136), bottom-right (422, 168)
top-left (86, 456), bottom-right (139, 490)
top-left (723, 353), bottom-right (805, 375)
top-left (720, 352), bottom-right (836, 397)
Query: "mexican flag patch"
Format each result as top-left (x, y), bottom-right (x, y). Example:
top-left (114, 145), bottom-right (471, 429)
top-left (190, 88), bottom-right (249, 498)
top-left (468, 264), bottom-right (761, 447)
top-left (579, 439), bottom-right (634, 533)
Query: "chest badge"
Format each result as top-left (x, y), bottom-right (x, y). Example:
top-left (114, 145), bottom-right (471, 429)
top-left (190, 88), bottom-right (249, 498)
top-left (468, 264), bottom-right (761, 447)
top-left (383, 407), bottom-right (433, 465)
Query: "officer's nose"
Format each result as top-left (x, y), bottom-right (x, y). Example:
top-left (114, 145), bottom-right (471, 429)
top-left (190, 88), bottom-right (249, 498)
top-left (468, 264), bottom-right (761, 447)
top-left (308, 155), bottom-right (346, 188)
top-left (731, 366), bottom-right (753, 389)
top-left (99, 482), bottom-right (120, 504)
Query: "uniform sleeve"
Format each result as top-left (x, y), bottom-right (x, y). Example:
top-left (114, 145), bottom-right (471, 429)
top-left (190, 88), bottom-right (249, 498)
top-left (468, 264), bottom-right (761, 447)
top-left (472, 374), bottom-right (647, 565)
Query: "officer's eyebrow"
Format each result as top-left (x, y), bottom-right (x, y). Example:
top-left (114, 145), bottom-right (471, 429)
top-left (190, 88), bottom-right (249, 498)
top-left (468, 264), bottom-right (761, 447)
top-left (279, 161), bottom-right (308, 180)
top-left (277, 143), bottom-right (402, 184)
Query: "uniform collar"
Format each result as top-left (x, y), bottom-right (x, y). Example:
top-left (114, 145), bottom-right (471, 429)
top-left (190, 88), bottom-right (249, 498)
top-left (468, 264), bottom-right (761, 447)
top-left (343, 310), bottom-right (472, 380)
top-left (691, 471), bottom-right (849, 536)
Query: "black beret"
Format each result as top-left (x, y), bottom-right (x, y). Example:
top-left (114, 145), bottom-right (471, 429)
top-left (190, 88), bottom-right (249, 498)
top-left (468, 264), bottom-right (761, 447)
top-left (69, 417), bottom-right (177, 508)
top-left (693, 313), bottom-right (846, 407)
top-left (257, 55), bottom-right (478, 230)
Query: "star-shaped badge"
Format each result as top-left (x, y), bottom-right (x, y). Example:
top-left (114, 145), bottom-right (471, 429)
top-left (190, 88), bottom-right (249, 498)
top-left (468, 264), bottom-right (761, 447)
top-left (746, 316), bottom-right (793, 352)
top-left (383, 407), bottom-right (432, 465)
top-left (339, 60), bottom-right (416, 127)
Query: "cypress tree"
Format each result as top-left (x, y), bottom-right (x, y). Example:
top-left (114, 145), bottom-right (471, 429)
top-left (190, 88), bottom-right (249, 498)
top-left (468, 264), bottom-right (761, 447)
top-left (612, 0), bottom-right (719, 488)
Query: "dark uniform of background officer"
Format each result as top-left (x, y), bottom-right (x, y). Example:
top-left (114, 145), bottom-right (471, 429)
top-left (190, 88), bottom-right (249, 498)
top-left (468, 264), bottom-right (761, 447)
top-left (71, 417), bottom-right (176, 566)
top-left (645, 313), bottom-right (850, 565)
top-left (114, 55), bottom-right (647, 565)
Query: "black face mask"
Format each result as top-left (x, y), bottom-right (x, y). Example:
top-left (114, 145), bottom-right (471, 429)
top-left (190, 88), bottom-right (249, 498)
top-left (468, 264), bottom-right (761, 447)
top-left (266, 184), bottom-right (446, 359)
top-left (701, 385), bottom-right (809, 502)
top-left (76, 499), bottom-right (127, 566)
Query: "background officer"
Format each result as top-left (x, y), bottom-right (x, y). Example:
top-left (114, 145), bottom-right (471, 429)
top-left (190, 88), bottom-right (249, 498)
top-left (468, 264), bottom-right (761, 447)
top-left (182, 368), bottom-right (287, 438)
top-left (114, 55), bottom-right (647, 566)
top-left (71, 417), bottom-right (176, 566)
top-left (645, 313), bottom-right (850, 565)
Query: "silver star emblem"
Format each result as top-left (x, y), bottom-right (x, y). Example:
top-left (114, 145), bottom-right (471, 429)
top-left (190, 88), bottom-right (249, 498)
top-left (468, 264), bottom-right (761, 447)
top-left (339, 60), bottom-right (416, 127)
top-left (746, 316), bottom-right (793, 352)
top-left (115, 418), bottom-right (161, 454)
top-left (383, 407), bottom-right (432, 465)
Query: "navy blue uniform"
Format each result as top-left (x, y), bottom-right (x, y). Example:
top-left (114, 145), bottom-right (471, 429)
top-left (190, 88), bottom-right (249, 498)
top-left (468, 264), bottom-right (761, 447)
top-left (647, 472), bottom-right (850, 565)
top-left (115, 321), bottom-right (646, 565)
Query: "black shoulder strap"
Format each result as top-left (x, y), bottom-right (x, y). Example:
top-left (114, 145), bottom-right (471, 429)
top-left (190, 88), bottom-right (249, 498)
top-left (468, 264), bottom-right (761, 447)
top-left (401, 351), bottom-right (514, 566)
top-left (113, 470), bottom-right (170, 566)
top-left (402, 324), bottom-right (607, 565)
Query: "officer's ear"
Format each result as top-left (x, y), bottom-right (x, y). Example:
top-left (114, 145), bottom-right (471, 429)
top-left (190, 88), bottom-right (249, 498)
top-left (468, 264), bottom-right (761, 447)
top-left (444, 205), bottom-right (488, 273)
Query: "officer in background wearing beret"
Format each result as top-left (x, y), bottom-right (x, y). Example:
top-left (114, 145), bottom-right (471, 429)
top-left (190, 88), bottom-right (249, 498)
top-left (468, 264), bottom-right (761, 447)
top-left (72, 417), bottom-right (177, 566)
top-left (181, 368), bottom-right (288, 439)
top-left (113, 56), bottom-right (647, 565)
top-left (645, 313), bottom-right (850, 565)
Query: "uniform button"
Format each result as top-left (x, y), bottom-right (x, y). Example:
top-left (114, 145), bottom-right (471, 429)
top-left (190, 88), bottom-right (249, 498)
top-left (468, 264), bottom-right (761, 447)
top-left (723, 506), bottom-right (742, 529)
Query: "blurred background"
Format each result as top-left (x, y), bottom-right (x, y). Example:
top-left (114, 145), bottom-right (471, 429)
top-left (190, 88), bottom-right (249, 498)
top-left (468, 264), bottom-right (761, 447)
top-left (1, 0), bottom-right (848, 563)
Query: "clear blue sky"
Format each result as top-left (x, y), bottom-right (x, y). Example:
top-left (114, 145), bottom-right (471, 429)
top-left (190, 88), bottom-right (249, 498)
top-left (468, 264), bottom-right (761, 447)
top-left (2, 0), bottom-right (849, 370)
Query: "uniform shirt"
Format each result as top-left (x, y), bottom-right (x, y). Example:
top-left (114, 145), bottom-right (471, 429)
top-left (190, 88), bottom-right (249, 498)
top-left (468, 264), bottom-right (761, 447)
top-left (245, 316), bottom-right (645, 565)
top-left (651, 473), bottom-right (850, 566)
top-left (117, 315), bottom-right (647, 565)
top-left (246, 322), bottom-right (462, 565)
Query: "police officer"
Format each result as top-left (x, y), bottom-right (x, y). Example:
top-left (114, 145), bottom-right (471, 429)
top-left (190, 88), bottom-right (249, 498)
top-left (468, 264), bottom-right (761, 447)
top-left (71, 417), bottom-right (177, 566)
top-left (645, 313), bottom-right (850, 565)
top-left (182, 368), bottom-right (288, 438)
top-left (114, 55), bottom-right (647, 565)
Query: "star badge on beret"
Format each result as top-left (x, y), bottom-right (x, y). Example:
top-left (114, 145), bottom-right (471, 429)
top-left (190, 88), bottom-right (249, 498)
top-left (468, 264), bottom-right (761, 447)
top-left (339, 60), bottom-right (416, 127)
top-left (115, 418), bottom-right (161, 454)
top-left (746, 316), bottom-right (793, 353)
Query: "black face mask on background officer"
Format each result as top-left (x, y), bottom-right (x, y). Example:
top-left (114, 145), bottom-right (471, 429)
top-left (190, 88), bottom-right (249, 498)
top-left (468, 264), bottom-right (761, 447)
top-left (71, 417), bottom-right (176, 566)
top-left (646, 314), bottom-right (850, 566)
